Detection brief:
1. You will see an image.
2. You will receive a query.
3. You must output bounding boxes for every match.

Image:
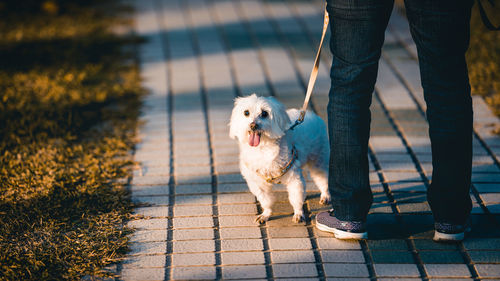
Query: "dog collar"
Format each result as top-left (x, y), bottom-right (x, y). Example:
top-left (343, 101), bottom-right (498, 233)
top-left (255, 146), bottom-right (298, 184)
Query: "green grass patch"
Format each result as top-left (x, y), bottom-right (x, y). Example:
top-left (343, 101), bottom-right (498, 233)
top-left (0, 0), bottom-right (143, 279)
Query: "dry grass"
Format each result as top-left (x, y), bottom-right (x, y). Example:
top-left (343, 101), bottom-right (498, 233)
top-left (0, 0), bottom-right (143, 279)
top-left (467, 1), bottom-right (500, 117)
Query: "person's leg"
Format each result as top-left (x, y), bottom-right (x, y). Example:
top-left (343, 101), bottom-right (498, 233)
top-left (404, 0), bottom-right (474, 230)
top-left (326, 0), bottom-right (393, 222)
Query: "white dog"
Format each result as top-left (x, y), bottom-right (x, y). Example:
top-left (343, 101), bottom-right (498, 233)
top-left (229, 94), bottom-right (331, 224)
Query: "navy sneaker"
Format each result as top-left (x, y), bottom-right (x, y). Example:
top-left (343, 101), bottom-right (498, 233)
top-left (315, 210), bottom-right (368, 240)
top-left (433, 222), bottom-right (471, 242)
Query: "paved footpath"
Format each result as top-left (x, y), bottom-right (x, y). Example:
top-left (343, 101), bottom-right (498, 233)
top-left (117, 0), bottom-right (500, 280)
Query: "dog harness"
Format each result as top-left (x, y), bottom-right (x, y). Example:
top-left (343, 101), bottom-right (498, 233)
top-left (255, 146), bottom-right (298, 184)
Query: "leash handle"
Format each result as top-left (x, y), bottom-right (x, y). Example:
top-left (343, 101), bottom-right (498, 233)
top-left (298, 4), bottom-right (330, 123)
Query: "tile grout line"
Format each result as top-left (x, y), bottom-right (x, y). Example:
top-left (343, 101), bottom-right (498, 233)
top-left (379, 50), bottom-right (482, 280)
top-left (386, 23), bottom-right (500, 173)
top-left (207, 0), bottom-right (275, 278)
top-left (181, 0), bottom-right (223, 278)
top-left (261, 0), bottom-right (319, 113)
top-left (381, 47), bottom-right (499, 222)
top-left (266, 0), bottom-right (377, 279)
top-left (367, 141), bottom-right (428, 281)
top-left (153, 0), bottom-right (176, 280)
top-left (234, 0), bottom-right (278, 98)
top-left (373, 84), bottom-right (483, 280)
top-left (386, 19), bottom-right (500, 279)
top-left (227, 1), bottom-right (291, 279)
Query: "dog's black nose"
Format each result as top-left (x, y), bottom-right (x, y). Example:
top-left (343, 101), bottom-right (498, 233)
top-left (250, 122), bottom-right (259, 131)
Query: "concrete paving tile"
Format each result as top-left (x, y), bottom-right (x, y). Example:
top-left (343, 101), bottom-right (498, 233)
top-left (121, 267), bottom-right (165, 281)
top-left (129, 230), bottom-right (167, 243)
top-left (266, 215), bottom-right (306, 227)
top-left (271, 250), bottom-right (316, 263)
top-left (317, 238), bottom-right (361, 250)
top-left (222, 265), bottom-right (267, 279)
top-left (218, 193), bottom-right (256, 204)
top-left (397, 202), bottom-right (431, 213)
top-left (219, 227), bottom-right (262, 239)
top-left (216, 164), bottom-right (241, 174)
top-left (132, 195), bottom-right (169, 206)
top-left (370, 203), bottom-right (394, 213)
top-left (272, 201), bottom-right (295, 214)
top-left (134, 206), bottom-right (169, 217)
top-left (172, 240), bottom-right (215, 253)
top-left (370, 250), bottom-right (415, 264)
top-left (326, 277), bottom-right (372, 281)
top-left (174, 194), bottom-right (212, 205)
top-left (479, 193), bottom-right (500, 203)
top-left (269, 238), bottom-right (312, 250)
top-left (218, 215), bottom-right (257, 227)
top-left (175, 183), bottom-right (212, 194)
top-left (367, 239), bottom-right (408, 250)
top-left (175, 174), bottom-right (212, 184)
top-left (468, 250), bottom-right (500, 263)
top-left (475, 264), bottom-right (500, 278)
top-left (412, 239), bottom-right (458, 250)
top-left (173, 216), bottom-right (213, 229)
top-left (463, 238), bottom-right (500, 250)
top-left (475, 183), bottom-right (500, 192)
top-left (218, 204), bottom-right (257, 215)
top-left (137, 158), bottom-right (170, 167)
top-left (132, 175), bottom-right (170, 185)
top-left (267, 226), bottom-right (309, 238)
top-left (419, 251), bottom-right (465, 264)
top-left (273, 263), bottom-right (318, 278)
top-left (174, 155), bottom-right (211, 166)
top-left (171, 266), bottom-right (216, 280)
top-left (430, 278), bottom-right (472, 281)
top-left (171, 252), bottom-right (215, 266)
top-left (174, 165), bottom-right (211, 177)
top-left (127, 218), bottom-right (168, 230)
top-left (473, 173), bottom-right (500, 183)
top-left (173, 228), bottom-right (214, 241)
top-left (122, 254), bottom-right (166, 268)
top-left (320, 250), bottom-right (365, 263)
top-left (221, 239), bottom-right (264, 251)
top-left (218, 183), bottom-right (249, 193)
top-left (221, 251), bottom-right (265, 265)
top-left (135, 150), bottom-right (170, 162)
top-left (374, 263), bottom-right (420, 277)
top-left (174, 205), bottom-right (213, 217)
top-left (324, 263), bottom-right (370, 277)
top-left (424, 264), bottom-right (471, 278)
top-left (387, 182), bottom-right (427, 192)
top-left (131, 185), bottom-right (169, 196)
top-left (133, 165), bottom-right (170, 177)
top-left (383, 171), bottom-right (422, 182)
top-left (217, 173), bottom-right (245, 183)
top-left (129, 242), bottom-right (166, 256)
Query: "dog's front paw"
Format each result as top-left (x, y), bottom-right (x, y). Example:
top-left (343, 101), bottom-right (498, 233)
top-left (319, 193), bottom-right (331, 205)
top-left (292, 213), bottom-right (306, 223)
top-left (255, 214), bottom-right (270, 224)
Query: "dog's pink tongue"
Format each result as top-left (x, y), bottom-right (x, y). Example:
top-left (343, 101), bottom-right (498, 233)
top-left (249, 132), bottom-right (260, 147)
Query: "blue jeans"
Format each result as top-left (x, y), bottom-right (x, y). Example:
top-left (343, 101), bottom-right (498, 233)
top-left (327, 0), bottom-right (473, 225)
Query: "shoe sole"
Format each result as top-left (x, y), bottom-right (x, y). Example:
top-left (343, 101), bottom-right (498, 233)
top-left (315, 220), bottom-right (368, 240)
top-left (433, 231), bottom-right (465, 242)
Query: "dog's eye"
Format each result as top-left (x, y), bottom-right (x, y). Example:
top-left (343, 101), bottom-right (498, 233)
top-left (244, 110), bottom-right (250, 117)
top-left (261, 110), bottom-right (268, 118)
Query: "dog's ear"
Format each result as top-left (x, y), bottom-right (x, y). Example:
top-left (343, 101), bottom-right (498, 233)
top-left (267, 96), bottom-right (291, 138)
top-left (228, 97), bottom-right (243, 140)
